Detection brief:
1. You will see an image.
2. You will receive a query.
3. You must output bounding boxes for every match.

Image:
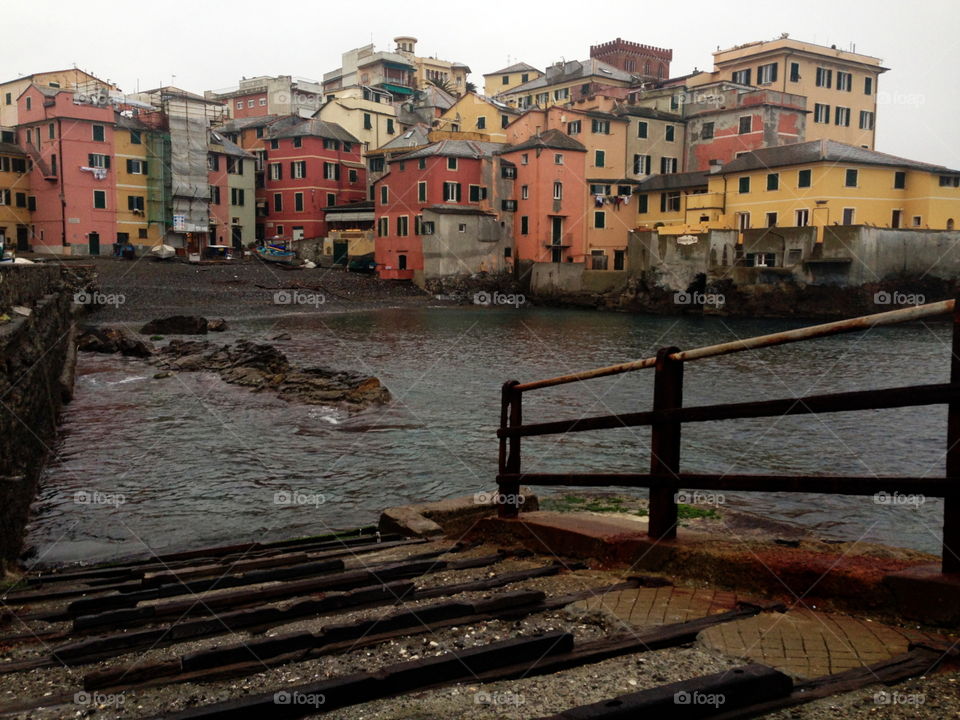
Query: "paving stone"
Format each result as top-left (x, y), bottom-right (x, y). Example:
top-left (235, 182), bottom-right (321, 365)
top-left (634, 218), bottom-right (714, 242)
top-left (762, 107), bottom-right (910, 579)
top-left (570, 586), bottom-right (743, 628)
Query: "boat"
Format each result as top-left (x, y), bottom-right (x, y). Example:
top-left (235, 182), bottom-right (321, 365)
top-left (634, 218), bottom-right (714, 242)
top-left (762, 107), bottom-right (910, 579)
top-left (256, 239), bottom-right (297, 265)
top-left (149, 244), bottom-right (176, 260)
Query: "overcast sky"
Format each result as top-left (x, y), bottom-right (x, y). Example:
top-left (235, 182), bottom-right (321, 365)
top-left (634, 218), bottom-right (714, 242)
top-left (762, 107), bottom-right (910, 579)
top-left (7, 0), bottom-right (958, 167)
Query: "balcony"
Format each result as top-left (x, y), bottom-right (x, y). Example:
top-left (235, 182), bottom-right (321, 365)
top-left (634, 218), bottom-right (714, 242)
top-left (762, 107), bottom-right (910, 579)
top-left (684, 192), bottom-right (724, 211)
top-left (543, 233), bottom-right (575, 249)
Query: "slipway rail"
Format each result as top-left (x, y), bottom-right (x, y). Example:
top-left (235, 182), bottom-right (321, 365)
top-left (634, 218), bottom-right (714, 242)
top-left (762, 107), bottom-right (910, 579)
top-left (497, 298), bottom-right (960, 574)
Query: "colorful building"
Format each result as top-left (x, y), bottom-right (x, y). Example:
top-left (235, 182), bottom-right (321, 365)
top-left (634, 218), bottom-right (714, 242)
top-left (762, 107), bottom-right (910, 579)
top-left (1, 69), bottom-right (116, 127)
top-left (496, 59), bottom-right (636, 110)
top-left (314, 88), bottom-right (400, 157)
top-left (482, 62), bottom-right (542, 98)
top-left (262, 119), bottom-right (366, 242)
top-left (393, 36), bottom-right (471, 95)
top-left (323, 44), bottom-right (417, 100)
top-left (113, 114), bottom-right (162, 251)
top-left (589, 38), bottom-right (672, 83)
top-left (0, 141), bottom-right (30, 253)
top-left (686, 36), bottom-right (886, 149)
top-left (207, 131), bottom-right (256, 249)
top-left (206, 75), bottom-right (323, 119)
top-left (437, 92), bottom-right (520, 141)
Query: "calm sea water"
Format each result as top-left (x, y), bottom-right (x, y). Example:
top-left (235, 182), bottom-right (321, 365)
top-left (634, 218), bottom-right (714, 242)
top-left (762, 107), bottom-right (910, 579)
top-left (25, 306), bottom-right (952, 566)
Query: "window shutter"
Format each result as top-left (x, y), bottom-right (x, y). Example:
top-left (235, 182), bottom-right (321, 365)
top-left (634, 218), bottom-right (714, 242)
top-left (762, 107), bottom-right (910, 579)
top-left (456, 183), bottom-right (462, 202)
top-left (88, 153), bottom-right (94, 166)
top-left (335, 164), bottom-right (341, 181)
top-left (104, 156), bottom-right (111, 169)
top-left (771, 64), bottom-right (778, 82)
top-left (143, 161), bottom-right (148, 174)
top-left (126, 159), bottom-right (133, 173)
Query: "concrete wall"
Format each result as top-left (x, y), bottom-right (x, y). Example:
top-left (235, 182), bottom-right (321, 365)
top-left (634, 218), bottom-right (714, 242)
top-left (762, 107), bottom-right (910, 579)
top-left (628, 229), bottom-right (738, 290)
top-left (420, 211), bottom-right (512, 281)
top-left (0, 265), bottom-right (75, 573)
top-left (530, 261), bottom-right (585, 295)
top-left (821, 227), bottom-right (960, 285)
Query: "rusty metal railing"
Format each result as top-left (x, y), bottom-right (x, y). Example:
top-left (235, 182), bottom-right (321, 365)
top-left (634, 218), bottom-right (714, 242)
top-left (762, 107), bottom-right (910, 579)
top-left (497, 298), bottom-right (960, 574)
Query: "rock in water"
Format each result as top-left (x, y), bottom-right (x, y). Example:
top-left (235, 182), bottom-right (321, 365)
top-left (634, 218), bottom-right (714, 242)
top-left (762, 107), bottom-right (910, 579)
top-left (140, 316), bottom-right (209, 335)
top-left (207, 318), bottom-right (228, 332)
top-left (77, 327), bottom-right (154, 358)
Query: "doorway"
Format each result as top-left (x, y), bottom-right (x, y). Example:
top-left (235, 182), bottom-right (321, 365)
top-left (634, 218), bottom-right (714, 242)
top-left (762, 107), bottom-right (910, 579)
top-left (88, 232), bottom-right (100, 256)
top-left (551, 216), bottom-right (563, 263)
top-left (16, 225), bottom-right (29, 251)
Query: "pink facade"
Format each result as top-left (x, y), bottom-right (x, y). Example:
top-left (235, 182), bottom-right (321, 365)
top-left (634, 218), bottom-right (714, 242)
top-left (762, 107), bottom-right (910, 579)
top-left (232, 92), bottom-right (269, 118)
top-left (18, 85), bottom-right (117, 254)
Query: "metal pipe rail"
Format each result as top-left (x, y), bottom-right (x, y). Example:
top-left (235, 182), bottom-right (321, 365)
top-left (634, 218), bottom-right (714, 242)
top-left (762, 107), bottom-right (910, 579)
top-left (496, 297), bottom-right (960, 575)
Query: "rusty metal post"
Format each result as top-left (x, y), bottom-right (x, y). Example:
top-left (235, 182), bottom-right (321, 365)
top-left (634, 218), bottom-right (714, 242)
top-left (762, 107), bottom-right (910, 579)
top-left (648, 347), bottom-right (683, 540)
top-left (945, 299), bottom-right (960, 574)
top-left (499, 380), bottom-right (522, 518)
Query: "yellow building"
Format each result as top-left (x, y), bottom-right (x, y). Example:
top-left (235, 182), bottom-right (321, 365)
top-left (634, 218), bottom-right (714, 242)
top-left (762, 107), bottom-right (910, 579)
top-left (316, 88), bottom-right (400, 152)
top-left (635, 140), bottom-right (960, 239)
top-left (437, 92), bottom-right (520, 141)
top-left (394, 36), bottom-right (471, 95)
top-left (497, 59), bottom-right (635, 110)
top-left (1, 69), bottom-right (116, 127)
top-left (0, 140), bottom-right (31, 253)
top-left (687, 36), bottom-right (886, 149)
top-left (482, 63), bottom-right (543, 98)
top-left (113, 115), bottom-right (161, 250)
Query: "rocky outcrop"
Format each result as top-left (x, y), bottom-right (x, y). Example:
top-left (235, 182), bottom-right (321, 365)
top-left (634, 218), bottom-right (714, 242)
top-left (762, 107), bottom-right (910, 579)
top-left (76, 326), bottom-right (154, 358)
top-left (140, 316), bottom-right (209, 335)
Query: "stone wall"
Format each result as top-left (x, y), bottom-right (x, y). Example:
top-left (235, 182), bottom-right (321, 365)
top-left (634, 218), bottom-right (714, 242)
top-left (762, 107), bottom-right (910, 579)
top-left (0, 265), bottom-right (78, 575)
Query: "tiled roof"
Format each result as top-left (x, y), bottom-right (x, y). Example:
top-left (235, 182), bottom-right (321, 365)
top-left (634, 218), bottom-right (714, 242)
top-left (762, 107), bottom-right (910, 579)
top-left (268, 118), bottom-right (360, 144)
top-left (719, 139), bottom-right (959, 175)
top-left (0, 142), bottom-right (25, 157)
top-left (424, 204), bottom-right (495, 216)
top-left (394, 139), bottom-right (504, 161)
top-left (636, 171), bottom-right (709, 191)
top-left (615, 105), bottom-right (685, 123)
top-left (499, 129), bottom-right (586, 154)
top-left (372, 124), bottom-right (431, 153)
top-left (507, 59), bottom-right (635, 95)
top-left (209, 131), bottom-right (255, 158)
top-left (485, 62), bottom-right (541, 76)
top-left (218, 115), bottom-right (280, 132)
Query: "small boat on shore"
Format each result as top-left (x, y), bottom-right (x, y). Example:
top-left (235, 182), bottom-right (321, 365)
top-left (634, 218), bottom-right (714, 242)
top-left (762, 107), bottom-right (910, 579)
top-left (256, 239), bottom-right (297, 265)
top-left (149, 244), bottom-right (176, 260)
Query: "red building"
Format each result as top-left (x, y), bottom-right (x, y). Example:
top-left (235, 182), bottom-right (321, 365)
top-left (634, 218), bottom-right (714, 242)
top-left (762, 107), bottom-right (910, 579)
top-left (373, 140), bottom-right (505, 280)
top-left (261, 119), bottom-right (366, 242)
top-left (589, 38), bottom-right (672, 82)
top-left (17, 84), bottom-right (116, 254)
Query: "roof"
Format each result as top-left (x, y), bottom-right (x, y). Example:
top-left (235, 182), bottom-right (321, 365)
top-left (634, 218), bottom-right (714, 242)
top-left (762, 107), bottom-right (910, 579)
top-left (637, 171), bottom-right (710, 191)
top-left (372, 124), bottom-right (431, 153)
top-left (208, 131), bottom-right (255, 158)
top-left (0, 142), bottom-right (25, 157)
top-left (1, 69), bottom-right (115, 88)
top-left (507, 59), bottom-right (635, 95)
top-left (218, 115), bottom-right (280, 132)
top-left (394, 139), bottom-right (504, 161)
top-left (615, 105), bottom-right (685, 123)
top-left (424, 204), bottom-right (495, 216)
top-left (115, 113), bottom-right (151, 131)
top-left (499, 129), bottom-right (586, 154)
top-left (268, 118), bottom-right (360, 144)
top-left (485, 62), bottom-right (541, 76)
top-left (325, 200), bottom-right (374, 214)
top-left (718, 139), bottom-right (960, 175)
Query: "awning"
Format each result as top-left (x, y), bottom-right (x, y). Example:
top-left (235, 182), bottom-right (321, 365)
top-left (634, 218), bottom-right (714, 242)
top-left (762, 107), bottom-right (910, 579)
top-left (326, 212), bottom-right (374, 222)
top-left (342, 160), bottom-right (365, 169)
top-left (381, 84), bottom-right (414, 96)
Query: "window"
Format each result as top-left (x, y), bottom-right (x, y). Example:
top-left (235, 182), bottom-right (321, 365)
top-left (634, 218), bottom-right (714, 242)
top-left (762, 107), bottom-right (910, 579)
top-left (553, 182), bottom-right (563, 200)
top-left (207, 154), bottom-right (220, 172)
top-left (837, 71), bottom-right (852, 91)
top-left (501, 165), bottom-right (516, 178)
top-left (660, 191), bottom-right (681, 212)
top-left (594, 211), bottom-right (605, 228)
top-left (520, 153), bottom-right (528, 165)
top-left (501, 114), bottom-right (510, 129)
top-left (845, 169), bottom-right (858, 187)
top-left (227, 158), bottom-right (242, 175)
top-left (130, 130), bottom-right (142, 145)
top-left (814, 103), bottom-right (830, 123)
top-left (48, 123), bottom-right (55, 139)
top-left (418, 181), bottom-right (427, 202)
top-left (536, 92), bottom-right (548, 105)
top-left (269, 163), bottom-right (282, 180)
top-left (894, 171), bottom-right (906, 189)
top-left (660, 157), bottom-right (677, 174)
top-left (458, 223), bottom-right (467, 232)
top-left (766, 173), bottom-right (779, 191)
top-left (363, 113), bottom-right (372, 130)
top-left (259, 97), bottom-right (267, 106)
top-left (386, 118), bottom-right (395, 134)
top-left (834, 106), bottom-right (851, 126)
top-left (418, 158), bottom-right (427, 170)
top-left (595, 150), bottom-right (605, 167)
top-left (590, 250), bottom-right (608, 270)
top-left (469, 185), bottom-right (488, 202)
top-left (327, 193), bottom-right (336, 206)
top-left (236, 101), bottom-right (243, 109)
top-left (554, 153), bottom-right (564, 165)
top-left (502, 75), bottom-right (510, 85)
top-left (369, 157), bottom-right (385, 172)
top-left (447, 157), bottom-right (458, 170)
top-left (766, 212), bottom-right (778, 227)
top-left (757, 62), bottom-right (778, 84)
top-left (322, 138), bottom-right (339, 151)
top-left (127, 195), bottom-right (145, 212)
top-left (501, 200), bottom-right (517, 211)
top-left (798, 169), bottom-right (812, 188)
top-left (291, 161), bottom-right (306, 179)
top-left (864, 77), bottom-right (873, 95)
top-left (380, 185), bottom-right (388, 205)
top-left (3, 92), bottom-right (9, 105)
top-left (738, 176), bottom-right (750, 193)
top-left (93, 190), bottom-right (106, 209)
top-left (270, 139), bottom-right (279, 150)
top-left (633, 154), bottom-right (651, 175)
top-left (324, 162), bottom-right (339, 180)
top-left (732, 69), bottom-right (751, 85)
top-left (737, 212), bottom-right (750, 230)
top-left (738, 116), bottom-right (751, 134)
top-left (444, 181), bottom-right (462, 202)
top-left (396, 216), bottom-right (409, 236)
top-left (25, 97), bottom-right (31, 111)
top-left (521, 185), bottom-right (529, 200)
top-left (92, 125), bottom-right (105, 142)
top-left (843, 208), bottom-right (855, 225)
top-left (796, 209), bottom-right (809, 227)
top-left (591, 119), bottom-right (610, 134)
top-left (790, 62), bottom-right (801, 82)
top-left (210, 185), bottom-right (221, 204)
top-left (636, 121), bottom-right (648, 138)
top-left (247, 99), bottom-right (254, 108)
top-left (665, 125), bottom-right (675, 142)
top-left (273, 193), bottom-right (282, 212)
top-left (232, 188), bottom-right (245, 206)
top-left (14, 192), bottom-right (25, 207)
top-left (139, 228), bottom-right (148, 239)
top-left (701, 122), bottom-right (714, 140)
top-left (670, 95), bottom-right (679, 110)
top-left (590, 184), bottom-right (611, 195)
top-left (520, 216), bottom-right (529, 235)
top-left (859, 111), bottom-right (875, 130)
top-left (50, 154), bottom-right (57, 176)
top-left (614, 250), bottom-right (625, 271)
top-left (377, 217), bottom-right (389, 237)
top-left (294, 192), bottom-right (303, 212)
top-left (349, 169), bottom-right (358, 183)
top-left (940, 176), bottom-right (960, 187)
top-left (912, 215), bottom-right (922, 227)
top-left (476, 116), bottom-right (486, 130)
top-left (816, 67), bottom-right (832, 88)
top-left (126, 159), bottom-right (147, 175)
top-left (637, 194), bottom-right (648, 213)
top-left (567, 120), bottom-right (581, 135)
top-left (88, 153), bottom-right (110, 169)
top-left (521, 73), bottom-right (529, 82)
